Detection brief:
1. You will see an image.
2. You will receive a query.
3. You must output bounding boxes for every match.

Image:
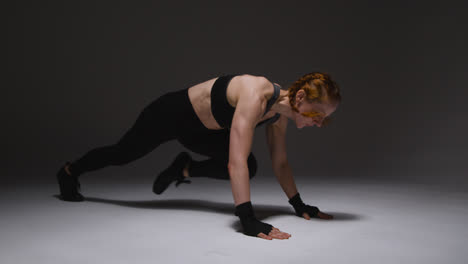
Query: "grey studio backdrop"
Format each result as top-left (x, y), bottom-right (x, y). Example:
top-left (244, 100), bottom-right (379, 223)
top-left (4, 0), bottom-right (468, 188)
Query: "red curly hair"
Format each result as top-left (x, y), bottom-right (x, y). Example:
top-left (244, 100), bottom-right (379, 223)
top-left (277, 72), bottom-right (341, 127)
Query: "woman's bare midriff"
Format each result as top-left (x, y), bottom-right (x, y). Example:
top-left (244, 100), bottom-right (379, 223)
top-left (187, 74), bottom-right (278, 130)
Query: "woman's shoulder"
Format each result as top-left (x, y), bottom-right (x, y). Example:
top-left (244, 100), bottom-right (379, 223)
top-left (236, 74), bottom-right (271, 86)
top-left (234, 74), bottom-right (276, 100)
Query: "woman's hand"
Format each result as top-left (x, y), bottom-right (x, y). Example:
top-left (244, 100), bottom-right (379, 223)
top-left (257, 227), bottom-right (291, 240)
top-left (302, 211), bottom-right (334, 220)
top-left (288, 192), bottom-right (333, 220)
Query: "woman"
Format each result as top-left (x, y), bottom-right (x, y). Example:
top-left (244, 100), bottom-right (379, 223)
top-left (56, 72), bottom-right (341, 240)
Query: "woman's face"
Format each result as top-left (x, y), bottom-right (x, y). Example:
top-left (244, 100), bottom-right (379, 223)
top-left (293, 90), bottom-right (338, 129)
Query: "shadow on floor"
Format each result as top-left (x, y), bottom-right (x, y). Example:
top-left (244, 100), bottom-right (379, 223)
top-left (52, 194), bottom-right (362, 223)
top-left (52, 194), bottom-right (362, 235)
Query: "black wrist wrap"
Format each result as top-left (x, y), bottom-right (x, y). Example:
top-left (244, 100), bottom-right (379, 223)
top-left (234, 201), bottom-right (273, 237)
top-left (288, 192), bottom-right (319, 217)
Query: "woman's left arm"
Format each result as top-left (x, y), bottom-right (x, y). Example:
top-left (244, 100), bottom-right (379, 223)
top-left (266, 117), bottom-right (334, 220)
top-left (265, 115), bottom-right (298, 200)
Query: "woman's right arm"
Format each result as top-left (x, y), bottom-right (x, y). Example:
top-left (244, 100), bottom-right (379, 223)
top-left (228, 77), bottom-right (291, 240)
top-left (228, 79), bottom-right (264, 206)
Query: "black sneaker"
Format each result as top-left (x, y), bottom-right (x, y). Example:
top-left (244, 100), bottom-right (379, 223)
top-left (153, 152), bottom-right (192, 195)
top-left (56, 162), bottom-right (84, 202)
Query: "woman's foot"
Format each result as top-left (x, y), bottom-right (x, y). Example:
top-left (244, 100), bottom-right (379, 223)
top-left (153, 152), bottom-right (192, 195)
top-left (56, 162), bottom-right (84, 202)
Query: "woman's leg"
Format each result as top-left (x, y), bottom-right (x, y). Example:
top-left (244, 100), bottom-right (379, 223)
top-left (177, 129), bottom-right (258, 180)
top-left (188, 153), bottom-right (258, 180)
top-left (150, 88), bottom-right (259, 195)
top-left (67, 92), bottom-right (180, 177)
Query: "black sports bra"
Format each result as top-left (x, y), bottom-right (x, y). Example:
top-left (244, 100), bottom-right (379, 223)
top-left (211, 74), bottom-right (281, 129)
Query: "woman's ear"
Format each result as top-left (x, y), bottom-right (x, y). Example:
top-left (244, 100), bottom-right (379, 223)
top-left (295, 90), bottom-right (305, 106)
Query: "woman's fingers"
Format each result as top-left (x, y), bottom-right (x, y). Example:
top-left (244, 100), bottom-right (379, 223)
top-left (317, 211), bottom-right (333, 219)
top-left (256, 225), bottom-right (292, 240)
top-left (303, 211), bottom-right (334, 220)
top-left (269, 228), bottom-right (291, 239)
top-left (257, 233), bottom-right (273, 240)
top-left (257, 227), bottom-right (292, 240)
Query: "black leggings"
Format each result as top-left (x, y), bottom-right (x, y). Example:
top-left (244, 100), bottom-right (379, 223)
top-left (67, 87), bottom-right (257, 180)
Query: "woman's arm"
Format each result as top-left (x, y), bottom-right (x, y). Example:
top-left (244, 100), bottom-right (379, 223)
top-left (229, 77), bottom-right (293, 239)
top-left (228, 77), bottom-right (269, 206)
top-left (265, 115), bottom-right (299, 200)
top-left (266, 117), bottom-right (334, 220)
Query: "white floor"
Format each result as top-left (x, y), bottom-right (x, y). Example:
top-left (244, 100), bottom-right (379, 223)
top-left (1, 177), bottom-right (467, 264)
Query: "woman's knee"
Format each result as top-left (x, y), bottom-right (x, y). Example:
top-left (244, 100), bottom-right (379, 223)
top-left (247, 153), bottom-right (257, 179)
